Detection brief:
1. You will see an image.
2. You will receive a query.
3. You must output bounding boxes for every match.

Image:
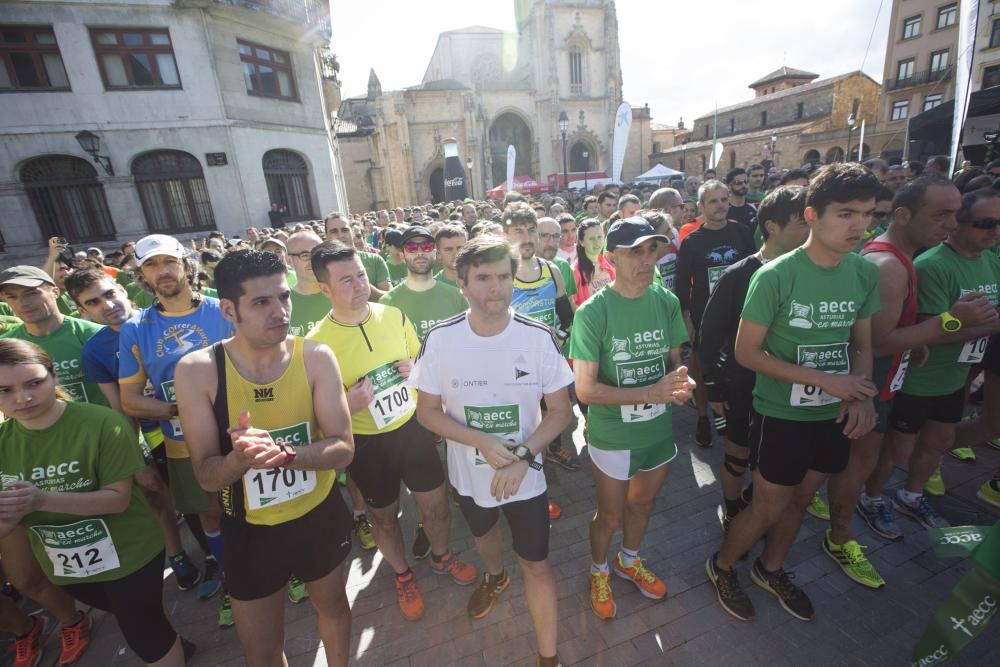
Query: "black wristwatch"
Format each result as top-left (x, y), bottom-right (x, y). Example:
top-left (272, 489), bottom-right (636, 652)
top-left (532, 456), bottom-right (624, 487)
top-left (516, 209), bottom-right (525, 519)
top-left (513, 445), bottom-right (542, 470)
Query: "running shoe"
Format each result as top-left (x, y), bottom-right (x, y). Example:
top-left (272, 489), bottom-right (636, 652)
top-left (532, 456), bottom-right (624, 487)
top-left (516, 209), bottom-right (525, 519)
top-left (548, 501), bottom-right (562, 520)
top-left (749, 558), bottom-right (814, 621)
top-left (467, 570), bottom-right (510, 619)
top-left (695, 416), bottom-right (712, 448)
top-left (894, 490), bottom-right (950, 529)
top-left (822, 530), bottom-right (885, 589)
top-left (948, 447), bottom-right (976, 462)
top-left (545, 443), bottom-right (581, 471)
top-left (168, 552), bottom-right (202, 591)
top-left (805, 493), bottom-right (830, 520)
top-left (705, 554), bottom-right (754, 621)
top-left (429, 551), bottom-right (477, 585)
top-left (197, 556), bottom-right (222, 600)
top-left (217, 593), bottom-right (234, 628)
top-left (354, 513), bottom-right (376, 551)
top-left (925, 465), bottom-right (946, 496)
top-left (58, 612), bottom-right (91, 666)
top-left (976, 479), bottom-right (1000, 509)
top-left (412, 522), bottom-right (431, 559)
top-left (614, 553), bottom-right (667, 600)
top-left (14, 615), bottom-right (46, 667)
top-left (987, 437), bottom-right (1000, 452)
top-left (589, 570), bottom-right (616, 620)
top-left (394, 571), bottom-right (425, 621)
top-left (1, 581), bottom-right (21, 603)
top-left (855, 497), bottom-right (903, 542)
top-left (287, 575), bottom-right (308, 604)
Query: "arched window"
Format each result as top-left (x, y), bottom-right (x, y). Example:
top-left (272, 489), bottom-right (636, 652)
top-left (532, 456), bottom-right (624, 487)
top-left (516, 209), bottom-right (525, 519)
top-left (262, 150), bottom-right (315, 222)
top-left (20, 156), bottom-right (115, 243)
top-left (132, 150), bottom-right (215, 233)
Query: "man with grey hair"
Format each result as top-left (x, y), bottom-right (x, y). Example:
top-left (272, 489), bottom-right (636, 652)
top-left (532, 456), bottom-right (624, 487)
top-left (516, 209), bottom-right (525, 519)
top-left (684, 175), bottom-right (702, 198)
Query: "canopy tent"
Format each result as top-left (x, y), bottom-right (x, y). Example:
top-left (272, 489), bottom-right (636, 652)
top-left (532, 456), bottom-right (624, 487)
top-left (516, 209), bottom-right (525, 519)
top-left (634, 163), bottom-right (685, 182)
top-left (907, 87), bottom-right (1000, 164)
top-left (485, 175), bottom-right (550, 199)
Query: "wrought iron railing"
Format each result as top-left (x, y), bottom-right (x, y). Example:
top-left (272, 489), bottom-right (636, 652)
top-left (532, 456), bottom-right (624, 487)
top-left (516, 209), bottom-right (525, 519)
top-left (885, 65), bottom-right (953, 91)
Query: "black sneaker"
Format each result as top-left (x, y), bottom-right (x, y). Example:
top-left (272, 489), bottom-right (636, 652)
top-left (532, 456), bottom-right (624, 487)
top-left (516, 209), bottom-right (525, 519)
top-left (695, 416), bottom-right (713, 448)
top-left (749, 558), bottom-right (814, 621)
top-left (467, 570), bottom-right (510, 619)
top-left (705, 553), bottom-right (754, 621)
top-left (169, 552), bottom-right (202, 592)
top-left (545, 443), bottom-right (581, 471)
top-left (412, 523), bottom-right (431, 560)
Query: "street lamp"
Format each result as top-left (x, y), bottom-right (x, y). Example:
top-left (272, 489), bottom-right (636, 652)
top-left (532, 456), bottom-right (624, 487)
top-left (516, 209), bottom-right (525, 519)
top-left (845, 113), bottom-right (857, 164)
top-left (582, 150), bottom-right (589, 192)
top-left (558, 111), bottom-right (569, 191)
top-left (466, 157), bottom-right (474, 199)
top-left (75, 130), bottom-right (114, 176)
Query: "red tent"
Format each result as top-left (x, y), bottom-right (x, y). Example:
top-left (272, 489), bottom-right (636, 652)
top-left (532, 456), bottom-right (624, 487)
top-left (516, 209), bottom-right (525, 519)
top-left (485, 176), bottom-right (550, 199)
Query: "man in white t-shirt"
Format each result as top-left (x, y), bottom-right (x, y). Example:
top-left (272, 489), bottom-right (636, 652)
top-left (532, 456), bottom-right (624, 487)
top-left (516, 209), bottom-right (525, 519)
top-left (412, 236), bottom-right (572, 667)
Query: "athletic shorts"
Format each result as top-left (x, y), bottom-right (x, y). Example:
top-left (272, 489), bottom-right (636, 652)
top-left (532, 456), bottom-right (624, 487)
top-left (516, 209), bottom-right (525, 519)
top-left (455, 491), bottom-right (550, 562)
top-left (222, 489), bottom-right (352, 602)
top-left (350, 417), bottom-right (446, 508)
top-left (166, 457), bottom-right (213, 515)
top-left (874, 397), bottom-right (893, 435)
top-left (983, 334), bottom-right (1000, 375)
top-left (889, 388), bottom-right (965, 434)
top-left (588, 441), bottom-right (677, 481)
top-left (748, 411), bottom-right (850, 486)
top-left (723, 390), bottom-right (753, 448)
top-left (61, 551), bottom-right (176, 663)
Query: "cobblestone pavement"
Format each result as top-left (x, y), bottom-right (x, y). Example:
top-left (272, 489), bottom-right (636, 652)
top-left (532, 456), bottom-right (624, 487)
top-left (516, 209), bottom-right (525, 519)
top-left (10, 405), bottom-right (1000, 666)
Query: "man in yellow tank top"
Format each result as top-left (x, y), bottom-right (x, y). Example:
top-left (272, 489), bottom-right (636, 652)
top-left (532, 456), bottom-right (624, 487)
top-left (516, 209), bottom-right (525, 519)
top-left (174, 249), bottom-right (356, 667)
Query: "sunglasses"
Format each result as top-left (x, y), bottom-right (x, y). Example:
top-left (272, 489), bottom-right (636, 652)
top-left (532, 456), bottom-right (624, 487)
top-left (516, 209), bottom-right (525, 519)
top-left (969, 218), bottom-right (1000, 230)
top-left (403, 241), bottom-right (435, 253)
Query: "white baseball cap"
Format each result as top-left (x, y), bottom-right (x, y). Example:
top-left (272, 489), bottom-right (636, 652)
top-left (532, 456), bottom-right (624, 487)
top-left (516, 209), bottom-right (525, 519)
top-left (135, 234), bottom-right (186, 267)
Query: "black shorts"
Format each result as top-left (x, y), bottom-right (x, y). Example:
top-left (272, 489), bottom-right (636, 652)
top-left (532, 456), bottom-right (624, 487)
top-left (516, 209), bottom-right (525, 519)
top-left (889, 388), bottom-right (965, 434)
top-left (150, 444), bottom-right (168, 483)
top-left (455, 491), bottom-right (550, 562)
top-left (222, 489), bottom-right (352, 602)
top-left (749, 411), bottom-right (850, 486)
top-left (61, 551), bottom-right (176, 663)
top-left (983, 334), bottom-right (1000, 375)
top-left (350, 417), bottom-right (446, 508)
top-left (723, 390), bottom-right (753, 448)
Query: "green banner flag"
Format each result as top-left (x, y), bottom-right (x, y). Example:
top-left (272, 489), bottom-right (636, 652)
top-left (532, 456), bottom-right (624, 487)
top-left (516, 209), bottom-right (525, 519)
top-left (927, 525), bottom-right (990, 558)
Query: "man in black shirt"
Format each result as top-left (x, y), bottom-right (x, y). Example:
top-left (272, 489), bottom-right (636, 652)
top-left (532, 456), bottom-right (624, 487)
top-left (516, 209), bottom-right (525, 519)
top-left (699, 186), bottom-right (809, 529)
top-left (725, 168), bottom-right (758, 231)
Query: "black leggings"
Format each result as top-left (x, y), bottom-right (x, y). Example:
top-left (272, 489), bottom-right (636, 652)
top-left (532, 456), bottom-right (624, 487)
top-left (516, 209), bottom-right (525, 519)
top-left (61, 551), bottom-right (177, 663)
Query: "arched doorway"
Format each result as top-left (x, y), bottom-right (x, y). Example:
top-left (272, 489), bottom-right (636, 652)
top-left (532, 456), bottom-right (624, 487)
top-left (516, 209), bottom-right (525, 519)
top-left (262, 149), bottom-right (315, 222)
top-left (489, 113), bottom-right (532, 185)
top-left (825, 147), bottom-right (845, 163)
top-left (803, 149), bottom-right (821, 165)
top-left (20, 155), bottom-right (116, 243)
top-left (569, 141), bottom-right (592, 173)
top-left (429, 167), bottom-right (444, 204)
top-left (132, 150), bottom-right (216, 233)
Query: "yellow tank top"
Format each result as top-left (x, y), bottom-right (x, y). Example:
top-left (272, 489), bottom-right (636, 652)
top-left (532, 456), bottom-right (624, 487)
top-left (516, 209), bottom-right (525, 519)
top-left (218, 338), bottom-right (334, 526)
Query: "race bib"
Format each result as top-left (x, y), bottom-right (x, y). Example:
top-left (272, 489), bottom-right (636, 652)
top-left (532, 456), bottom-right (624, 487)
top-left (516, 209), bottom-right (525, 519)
top-left (958, 337), bottom-right (988, 364)
top-left (889, 350), bottom-right (910, 393)
top-left (790, 343), bottom-right (850, 407)
top-left (242, 422), bottom-right (315, 510)
top-left (366, 362), bottom-right (415, 430)
top-left (31, 519), bottom-right (121, 579)
top-left (620, 402), bottom-right (666, 423)
top-left (465, 405), bottom-right (520, 466)
top-left (62, 382), bottom-right (88, 404)
top-left (707, 265), bottom-right (728, 293)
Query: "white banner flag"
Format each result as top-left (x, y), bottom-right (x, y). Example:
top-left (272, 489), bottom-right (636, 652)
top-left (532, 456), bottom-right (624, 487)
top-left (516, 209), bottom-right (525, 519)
top-left (506, 145), bottom-right (516, 192)
top-left (951, 0), bottom-right (980, 171)
top-left (857, 119), bottom-right (865, 161)
top-left (611, 102), bottom-right (632, 183)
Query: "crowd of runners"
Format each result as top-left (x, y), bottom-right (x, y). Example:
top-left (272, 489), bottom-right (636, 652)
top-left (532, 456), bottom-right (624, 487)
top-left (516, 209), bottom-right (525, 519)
top-left (1, 155), bottom-right (998, 667)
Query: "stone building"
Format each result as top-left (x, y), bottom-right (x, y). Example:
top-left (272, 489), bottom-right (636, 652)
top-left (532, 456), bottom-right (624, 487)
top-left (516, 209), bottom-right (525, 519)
top-left (0, 0), bottom-right (347, 264)
top-left (336, 0), bottom-right (653, 211)
top-left (649, 67), bottom-right (880, 175)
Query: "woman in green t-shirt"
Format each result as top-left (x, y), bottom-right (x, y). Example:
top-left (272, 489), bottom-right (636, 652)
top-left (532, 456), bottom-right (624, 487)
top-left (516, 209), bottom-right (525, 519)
top-left (0, 339), bottom-right (188, 666)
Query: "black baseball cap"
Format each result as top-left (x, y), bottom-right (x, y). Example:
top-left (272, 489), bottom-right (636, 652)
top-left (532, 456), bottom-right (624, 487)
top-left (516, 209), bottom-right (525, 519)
top-left (400, 226), bottom-right (434, 245)
top-left (605, 217), bottom-right (670, 257)
top-left (384, 230), bottom-right (404, 248)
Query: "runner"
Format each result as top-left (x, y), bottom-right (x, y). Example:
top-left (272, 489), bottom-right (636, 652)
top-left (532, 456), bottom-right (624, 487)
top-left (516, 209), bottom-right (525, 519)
top-left (571, 220), bottom-right (615, 307)
top-left (706, 163), bottom-right (881, 623)
top-left (324, 213), bottom-right (391, 300)
top-left (117, 234), bottom-right (235, 625)
top-left (569, 217), bottom-right (696, 620)
top-left (556, 214), bottom-right (578, 263)
top-left (746, 164), bottom-right (767, 203)
top-left (411, 236), bottom-right (571, 667)
top-left (536, 217), bottom-right (579, 311)
top-left (698, 186), bottom-right (809, 532)
top-left (173, 249), bottom-right (355, 667)
top-left (382, 230), bottom-right (409, 287)
top-left (0, 338), bottom-right (190, 666)
top-left (724, 168), bottom-right (758, 230)
top-left (434, 225), bottom-right (468, 289)
top-left (307, 241), bottom-right (477, 621)
top-left (864, 187), bottom-right (1000, 530)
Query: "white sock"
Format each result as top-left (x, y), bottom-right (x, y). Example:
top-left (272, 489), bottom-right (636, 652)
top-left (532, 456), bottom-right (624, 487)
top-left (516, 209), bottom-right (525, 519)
top-left (860, 491), bottom-right (882, 507)
top-left (591, 561), bottom-right (609, 575)
top-left (897, 488), bottom-right (922, 505)
top-left (620, 547), bottom-right (639, 567)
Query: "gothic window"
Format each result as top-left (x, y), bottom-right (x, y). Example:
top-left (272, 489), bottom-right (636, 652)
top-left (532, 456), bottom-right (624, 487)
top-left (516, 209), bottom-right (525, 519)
top-left (569, 47), bottom-right (583, 94)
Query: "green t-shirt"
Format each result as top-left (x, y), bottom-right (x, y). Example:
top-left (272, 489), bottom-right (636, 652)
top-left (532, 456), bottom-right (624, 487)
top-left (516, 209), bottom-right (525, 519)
top-left (378, 281), bottom-right (468, 341)
top-left (361, 252), bottom-right (390, 288)
top-left (552, 256), bottom-right (578, 298)
top-left (286, 266), bottom-right (298, 289)
top-left (568, 283), bottom-right (688, 451)
top-left (201, 286), bottom-right (218, 298)
top-left (56, 291), bottom-right (78, 318)
top-left (741, 247), bottom-right (880, 421)
top-left (0, 302), bottom-right (21, 334)
top-left (0, 402), bottom-right (163, 585)
top-left (1, 317), bottom-right (108, 406)
top-left (434, 271), bottom-right (460, 290)
top-left (901, 243), bottom-right (1000, 396)
top-left (116, 270), bottom-right (132, 287)
top-left (385, 258), bottom-right (408, 287)
top-left (289, 289), bottom-right (332, 337)
top-left (125, 282), bottom-right (154, 309)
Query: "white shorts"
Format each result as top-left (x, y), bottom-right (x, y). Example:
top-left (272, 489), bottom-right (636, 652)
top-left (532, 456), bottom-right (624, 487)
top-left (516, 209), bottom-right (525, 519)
top-left (588, 444), bottom-right (675, 481)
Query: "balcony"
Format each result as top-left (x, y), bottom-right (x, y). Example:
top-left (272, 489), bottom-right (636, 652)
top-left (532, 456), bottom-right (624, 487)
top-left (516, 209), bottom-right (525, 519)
top-left (885, 65), bottom-right (953, 91)
top-left (188, 1), bottom-right (331, 39)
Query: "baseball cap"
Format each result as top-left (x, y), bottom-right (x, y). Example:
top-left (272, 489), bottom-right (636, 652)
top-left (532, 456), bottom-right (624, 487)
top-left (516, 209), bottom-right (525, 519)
top-left (605, 217), bottom-right (670, 257)
top-left (135, 234), bottom-right (186, 267)
top-left (384, 230), bottom-right (404, 248)
top-left (400, 226), bottom-right (433, 245)
top-left (259, 238), bottom-right (287, 251)
top-left (0, 265), bottom-right (56, 288)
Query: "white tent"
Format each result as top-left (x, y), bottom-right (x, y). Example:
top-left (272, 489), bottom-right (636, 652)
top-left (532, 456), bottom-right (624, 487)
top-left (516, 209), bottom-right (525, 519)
top-left (634, 163), bottom-right (684, 182)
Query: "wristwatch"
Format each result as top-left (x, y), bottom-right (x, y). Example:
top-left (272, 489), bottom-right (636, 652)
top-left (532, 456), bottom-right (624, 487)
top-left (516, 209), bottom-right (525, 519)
top-left (512, 445), bottom-right (542, 470)
top-left (940, 311), bottom-right (962, 333)
top-left (279, 444), bottom-right (297, 467)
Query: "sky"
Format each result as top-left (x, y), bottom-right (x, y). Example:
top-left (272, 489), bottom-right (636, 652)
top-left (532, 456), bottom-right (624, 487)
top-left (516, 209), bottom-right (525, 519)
top-left (331, 0), bottom-right (890, 127)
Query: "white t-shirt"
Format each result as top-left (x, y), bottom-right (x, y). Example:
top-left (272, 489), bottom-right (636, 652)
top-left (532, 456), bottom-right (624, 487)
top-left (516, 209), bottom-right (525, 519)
top-left (410, 311), bottom-right (574, 508)
top-left (557, 247), bottom-right (577, 263)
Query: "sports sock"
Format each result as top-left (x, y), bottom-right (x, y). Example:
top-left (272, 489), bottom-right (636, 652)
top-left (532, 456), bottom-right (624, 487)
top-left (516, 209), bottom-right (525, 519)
top-left (860, 491), bottom-right (881, 507)
top-left (353, 510), bottom-right (366, 519)
top-left (591, 561), bottom-right (609, 575)
top-left (620, 547), bottom-right (639, 568)
top-left (897, 488), bottom-right (922, 505)
top-left (204, 530), bottom-right (224, 569)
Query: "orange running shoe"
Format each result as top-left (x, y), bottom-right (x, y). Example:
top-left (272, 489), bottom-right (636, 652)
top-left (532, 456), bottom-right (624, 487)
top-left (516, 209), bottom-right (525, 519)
top-left (548, 501), bottom-right (562, 520)
top-left (429, 551), bottom-right (477, 585)
top-left (589, 570), bottom-right (616, 620)
top-left (58, 612), bottom-right (91, 666)
top-left (614, 552), bottom-right (667, 600)
top-left (394, 571), bottom-right (425, 621)
top-left (14, 615), bottom-right (46, 667)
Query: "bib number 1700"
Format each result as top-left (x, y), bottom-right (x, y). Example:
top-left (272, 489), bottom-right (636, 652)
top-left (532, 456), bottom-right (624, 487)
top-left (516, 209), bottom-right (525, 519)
top-left (372, 386), bottom-right (410, 420)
